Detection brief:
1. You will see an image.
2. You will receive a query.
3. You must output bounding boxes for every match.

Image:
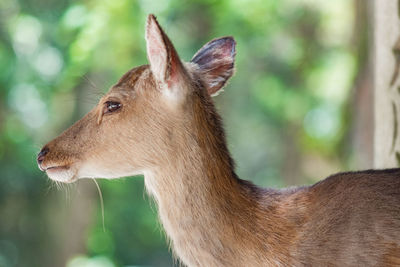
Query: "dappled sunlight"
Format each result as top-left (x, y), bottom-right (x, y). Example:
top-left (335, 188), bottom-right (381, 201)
top-left (33, 46), bottom-right (63, 79)
top-left (8, 83), bottom-right (48, 129)
top-left (11, 15), bottom-right (42, 56)
top-left (303, 105), bottom-right (340, 140)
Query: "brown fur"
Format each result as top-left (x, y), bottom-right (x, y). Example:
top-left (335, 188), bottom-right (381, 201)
top-left (38, 15), bottom-right (400, 266)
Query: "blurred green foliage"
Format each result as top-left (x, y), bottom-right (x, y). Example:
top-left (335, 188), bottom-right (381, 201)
top-left (0, 0), bottom-right (358, 266)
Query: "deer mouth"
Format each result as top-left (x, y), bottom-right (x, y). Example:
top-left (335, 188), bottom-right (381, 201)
top-left (46, 165), bottom-right (69, 172)
top-left (44, 165), bottom-right (77, 183)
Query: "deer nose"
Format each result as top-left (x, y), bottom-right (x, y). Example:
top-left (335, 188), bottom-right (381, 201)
top-left (37, 147), bottom-right (49, 166)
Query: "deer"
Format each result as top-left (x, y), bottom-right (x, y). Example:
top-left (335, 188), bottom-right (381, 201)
top-left (37, 14), bottom-right (400, 266)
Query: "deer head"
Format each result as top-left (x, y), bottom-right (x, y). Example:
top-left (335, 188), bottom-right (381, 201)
top-left (37, 14), bottom-right (236, 183)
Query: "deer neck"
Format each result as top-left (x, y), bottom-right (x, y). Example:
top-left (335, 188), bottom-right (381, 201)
top-left (144, 141), bottom-right (248, 266)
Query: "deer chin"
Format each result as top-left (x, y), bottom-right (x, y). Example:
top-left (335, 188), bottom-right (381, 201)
top-left (76, 162), bottom-right (146, 180)
top-left (45, 165), bottom-right (78, 183)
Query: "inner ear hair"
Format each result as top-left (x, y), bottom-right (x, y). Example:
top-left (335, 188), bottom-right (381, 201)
top-left (191, 37), bottom-right (236, 96)
top-left (146, 14), bottom-right (185, 85)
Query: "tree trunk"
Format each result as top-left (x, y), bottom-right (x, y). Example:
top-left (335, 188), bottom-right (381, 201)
top-left (373, 0), bottom-right (400, 168)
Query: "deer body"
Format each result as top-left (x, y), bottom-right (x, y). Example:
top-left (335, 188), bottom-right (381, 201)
top-left (37, 15), bottom-right (400, 266)
top-left (146, 141), bottom-right (400, 266)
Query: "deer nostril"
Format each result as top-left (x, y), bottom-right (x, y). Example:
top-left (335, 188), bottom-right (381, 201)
top-left (37, 147), bottom-right (49, 164)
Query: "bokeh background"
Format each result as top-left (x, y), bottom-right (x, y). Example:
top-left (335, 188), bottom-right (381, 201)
top-left (0, 0), bottom-right (370, 266)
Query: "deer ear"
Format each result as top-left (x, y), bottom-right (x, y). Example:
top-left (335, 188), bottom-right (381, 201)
top-left (191, 37), bottom-right (236, 96)
top-left (145, 14), bottom-right (184, 90)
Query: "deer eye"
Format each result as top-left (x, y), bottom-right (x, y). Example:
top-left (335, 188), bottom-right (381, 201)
top-left (104, 101), bottom-right (122, 114)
